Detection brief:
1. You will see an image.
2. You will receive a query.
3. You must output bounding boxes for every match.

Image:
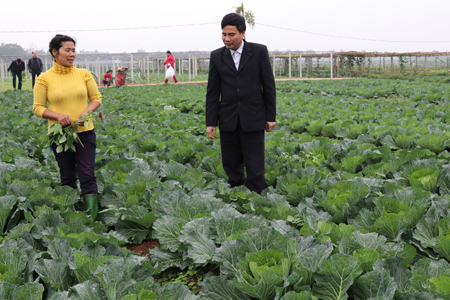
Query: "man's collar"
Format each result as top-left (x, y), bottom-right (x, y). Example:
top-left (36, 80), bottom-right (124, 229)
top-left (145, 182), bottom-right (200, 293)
top-left (230, 39), bottom-right (245, 54)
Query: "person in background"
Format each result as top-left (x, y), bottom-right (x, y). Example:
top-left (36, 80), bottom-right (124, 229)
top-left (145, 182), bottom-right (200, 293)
top-left (7, 58), bottom-right (25, 90)
top-left (32, 34), bottom-right (102, 220)
top-left (161, 50), bottom-right (178, 83)
top-left (102, 69), bottom-right (113, 88)
top-left (205, 13), bottom-right (276, 194)
top-left (27, 51), bottom-right (43, 88)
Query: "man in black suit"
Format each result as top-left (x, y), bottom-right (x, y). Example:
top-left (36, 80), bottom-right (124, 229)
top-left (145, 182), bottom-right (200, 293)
top-left (206, 13), bottom-right (276, 194)
top-left (28, 51), bottom-right (43, 89)
top-left (7, 59), bottom-right (25, 90)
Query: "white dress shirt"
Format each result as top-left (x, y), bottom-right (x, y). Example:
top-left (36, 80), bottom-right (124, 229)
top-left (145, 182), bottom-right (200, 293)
top-left (230, 40), bottom-right (244, 70)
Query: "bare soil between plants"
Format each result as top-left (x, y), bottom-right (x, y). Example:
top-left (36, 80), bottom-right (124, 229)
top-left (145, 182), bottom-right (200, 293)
top-left (122, 239), bottom-right (217, 293)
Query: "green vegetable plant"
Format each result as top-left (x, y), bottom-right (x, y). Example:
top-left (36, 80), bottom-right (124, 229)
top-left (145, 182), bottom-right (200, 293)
top-left (6, 81), bottom-right (450, 299)
top-left (234, 249), bottom-right (293, 300)
top-left (156, 266), bottom-right (203, 294)
top-left (48, 111), bottom-right (101, 153)
top-left (286, 215), bottom-right (304, 228)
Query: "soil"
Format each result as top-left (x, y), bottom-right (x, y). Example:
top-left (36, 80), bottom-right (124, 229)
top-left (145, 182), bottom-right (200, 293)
top-left (123, 239), bottom-right (160, 258)
top-left (122, 239), bottom-right (218, 294)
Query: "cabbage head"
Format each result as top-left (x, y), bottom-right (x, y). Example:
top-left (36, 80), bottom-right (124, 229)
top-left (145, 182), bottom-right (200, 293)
top-left (234, 249), bottom-right (292, 300)
top-left (409, 169), bottom-right (440, 192)
top-left (416, 135), bottom-right (448, 154)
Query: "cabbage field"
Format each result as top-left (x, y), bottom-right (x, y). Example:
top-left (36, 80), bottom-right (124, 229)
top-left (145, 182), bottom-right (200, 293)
top-left (2, 78), bottom-right (450, 299)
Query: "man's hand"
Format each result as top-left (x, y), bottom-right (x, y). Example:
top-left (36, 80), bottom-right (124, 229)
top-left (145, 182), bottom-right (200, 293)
top-left (266, 122), bottom-right (276, 132)
top-left (207, 126), bottom-right (217, 139)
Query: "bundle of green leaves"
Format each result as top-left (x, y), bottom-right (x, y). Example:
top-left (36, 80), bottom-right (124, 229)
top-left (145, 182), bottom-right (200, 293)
top-left (48, 111), bottom-right (99, 153)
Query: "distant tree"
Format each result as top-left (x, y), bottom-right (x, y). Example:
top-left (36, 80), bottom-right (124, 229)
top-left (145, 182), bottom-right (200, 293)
top-left (137, 48), bottom-right (146, 53)
top-left (25, 43), bottom-right (46, 55)
top-left (234, 2), bottom-right (255, 29)
top-left (0, 43), bottom-right (27, 56)
top-left (79, 49), bottom-right (108, 54)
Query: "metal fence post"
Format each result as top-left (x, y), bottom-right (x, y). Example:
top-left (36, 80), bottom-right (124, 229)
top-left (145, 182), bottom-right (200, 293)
top-left (112, 56), bottom-right (116, 78)
top-left (289, 51), bottom-right (292, 79)
top-left (188, 52), bottom-right (191, 81)
top-left (330, 53), bottom-right (333, 79)
top-left (299, 54), bottom-right (302, 78)
top-left (97, 57), bottom-right (100, 84)
top-left (272, 54), bottom-right (275, 77)
top-left (1, 56), bottom-right (4, 92)
top-left (130, 53), bottom-right (134, 83)
top-left (195, 56), bottom-right (198, 78)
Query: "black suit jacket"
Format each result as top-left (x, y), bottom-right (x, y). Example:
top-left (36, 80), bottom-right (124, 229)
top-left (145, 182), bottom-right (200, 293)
top-left (205, 41), bottom-right (276, 132)
top-left (7, 60), bottom-right (25, 73)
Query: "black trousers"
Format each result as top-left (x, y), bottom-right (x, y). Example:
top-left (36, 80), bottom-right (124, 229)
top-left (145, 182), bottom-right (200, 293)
top-left (220, 125), bottom-right (265, 194)
top-left (50, 130), bottom-right (98, 195)
top-left (31, 71), bottom-right (41, 88)
top-left (12, 72), bottom-right (22, 90)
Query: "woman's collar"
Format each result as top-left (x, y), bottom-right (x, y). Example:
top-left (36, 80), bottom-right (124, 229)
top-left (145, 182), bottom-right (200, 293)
top-left (53, 60), bottom-right (74, 74)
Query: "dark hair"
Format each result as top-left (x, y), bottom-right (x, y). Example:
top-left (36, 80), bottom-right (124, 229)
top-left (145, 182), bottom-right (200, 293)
top-left (17, 59), bottom-right (22, 63)
top-left (107, 70), bottom-right (112, 73)
top-left (221, 13), bottom-right (246, 33)
top-left (49, 34), bottom-right (76, 58)
top-left (166, 51), bottom-right (172, 55)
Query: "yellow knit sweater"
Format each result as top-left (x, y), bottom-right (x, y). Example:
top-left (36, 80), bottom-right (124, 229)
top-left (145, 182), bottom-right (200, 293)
top-left (33, 61), bottom-right (102, 133)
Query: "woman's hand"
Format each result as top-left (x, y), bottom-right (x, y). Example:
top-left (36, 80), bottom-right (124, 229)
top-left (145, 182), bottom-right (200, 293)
top-left (56, 114), bottom-right (73, 126)
top-left (77, 110), bottom-right (90, 126)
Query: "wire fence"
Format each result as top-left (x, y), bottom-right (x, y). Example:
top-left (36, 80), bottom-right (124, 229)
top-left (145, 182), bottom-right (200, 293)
top-left (2, 50), bottom-right (450, 90)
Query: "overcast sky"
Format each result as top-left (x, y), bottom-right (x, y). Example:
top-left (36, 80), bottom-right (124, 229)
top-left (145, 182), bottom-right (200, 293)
top-left (1, 0), bottom-right (449, 54)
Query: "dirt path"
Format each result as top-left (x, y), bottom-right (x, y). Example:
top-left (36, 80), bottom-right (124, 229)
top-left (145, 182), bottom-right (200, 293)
top-left (100, 77), bottom-right (353, 88)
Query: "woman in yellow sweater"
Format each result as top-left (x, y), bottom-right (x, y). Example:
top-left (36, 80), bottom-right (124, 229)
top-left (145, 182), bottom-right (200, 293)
top-left (33, 35), bottom-right (102, 220)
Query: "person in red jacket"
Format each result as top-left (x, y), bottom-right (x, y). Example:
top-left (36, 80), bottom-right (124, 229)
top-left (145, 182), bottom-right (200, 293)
top-left (161, 51), bottom-right (178, 83)
top-left (102, 70), bottom-right (113, 87)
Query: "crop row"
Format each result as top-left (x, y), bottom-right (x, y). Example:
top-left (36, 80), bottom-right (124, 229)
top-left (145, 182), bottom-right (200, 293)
top-left (1, 80), bottom-right (450, 299)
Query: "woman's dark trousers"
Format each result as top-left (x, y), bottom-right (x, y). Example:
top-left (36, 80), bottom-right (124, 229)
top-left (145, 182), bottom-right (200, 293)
top-left (50, 129), bottom-right (98, 195)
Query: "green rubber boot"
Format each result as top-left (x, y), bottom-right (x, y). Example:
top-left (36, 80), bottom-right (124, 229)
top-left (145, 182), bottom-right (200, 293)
top-left (84, 194), bottom-right (99, 221)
